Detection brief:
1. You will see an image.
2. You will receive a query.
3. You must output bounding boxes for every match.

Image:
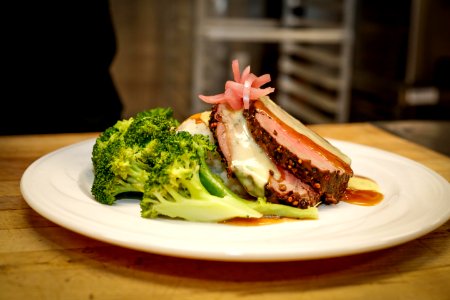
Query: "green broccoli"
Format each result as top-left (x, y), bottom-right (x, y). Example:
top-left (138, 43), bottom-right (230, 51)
top-left (91, 107), bottom-right (318, 222)
top-left (91, 107), bottom-right (179, 205)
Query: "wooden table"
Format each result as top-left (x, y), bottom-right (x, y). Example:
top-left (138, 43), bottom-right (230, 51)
top-left (1, 123), bottom-right (449, 300)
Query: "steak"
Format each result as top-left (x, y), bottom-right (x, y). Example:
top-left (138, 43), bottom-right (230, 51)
top-left (245, 96), bottom-right (353, 204)
top-left (209, 103), bottom-right (323, 208)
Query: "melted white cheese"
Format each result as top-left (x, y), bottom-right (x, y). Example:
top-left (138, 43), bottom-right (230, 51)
top-left (221, 108), bottom-right (280, 197)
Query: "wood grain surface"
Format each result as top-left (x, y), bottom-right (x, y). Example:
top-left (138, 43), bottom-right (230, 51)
top-left (1, 124), bottom-right (449, 300)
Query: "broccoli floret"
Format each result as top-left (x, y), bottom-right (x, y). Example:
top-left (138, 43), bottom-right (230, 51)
top-left (91, 108), bottom-right (178, 205)
top-left (91, 107), bottom-right (318, 222)
top-left (123, 108), bottom-right (179, 147)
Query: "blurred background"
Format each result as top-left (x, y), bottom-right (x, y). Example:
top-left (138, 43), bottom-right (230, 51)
top-left (110, 0), bottom-right (450, 124)
top-left (3, 0), bottom-right (449, 141)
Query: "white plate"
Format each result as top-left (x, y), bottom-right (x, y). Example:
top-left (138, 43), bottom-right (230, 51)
top-left (21, 138), bottom-right (450, 262)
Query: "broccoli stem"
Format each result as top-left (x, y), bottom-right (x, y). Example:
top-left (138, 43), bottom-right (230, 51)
top-left (146, 190), bottom-right (262, 222)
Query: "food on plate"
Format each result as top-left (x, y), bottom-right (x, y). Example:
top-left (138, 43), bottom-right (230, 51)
top-left (193, 59), bottom-right (353, 210)
top-left (91, 107), bottom-right (318, 222)
top-left (91, 59), bottom-right (378, 224)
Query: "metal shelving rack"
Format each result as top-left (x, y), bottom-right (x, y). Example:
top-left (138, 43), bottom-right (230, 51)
top-left (192, 0), bottom-right (355, 123)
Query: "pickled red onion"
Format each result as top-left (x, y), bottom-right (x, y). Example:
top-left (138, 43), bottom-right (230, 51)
top-left (198, 59), bottom-right (274, 110)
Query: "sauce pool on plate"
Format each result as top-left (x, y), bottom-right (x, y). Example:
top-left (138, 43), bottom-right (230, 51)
top-left (343, 175), bottom-right (384, 206)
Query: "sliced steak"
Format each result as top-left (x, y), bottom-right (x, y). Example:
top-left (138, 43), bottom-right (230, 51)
top-left (245, 96), bottom-right (353, 204)
top-left (209, 103), bottom-right (322, 208)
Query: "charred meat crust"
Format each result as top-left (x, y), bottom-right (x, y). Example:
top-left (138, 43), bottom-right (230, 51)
top-left (244, 103), bottom-right (351, 204)
top-left (265, 186), bottom-right (317, 209)
top-left (208, 104), bottom-right (220, 144)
